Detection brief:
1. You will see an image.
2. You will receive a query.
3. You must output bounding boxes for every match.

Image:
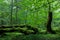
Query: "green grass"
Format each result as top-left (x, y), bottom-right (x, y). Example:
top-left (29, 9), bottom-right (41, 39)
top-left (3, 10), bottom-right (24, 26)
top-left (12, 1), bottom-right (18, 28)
top-left (0, 32), bottom-right (60, 40)
top-left (0, 27), bottom-right (60, 40)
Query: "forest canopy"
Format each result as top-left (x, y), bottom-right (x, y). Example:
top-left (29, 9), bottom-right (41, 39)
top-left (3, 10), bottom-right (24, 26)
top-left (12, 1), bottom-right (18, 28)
top-left (0, 0), bottom-right (60, 30)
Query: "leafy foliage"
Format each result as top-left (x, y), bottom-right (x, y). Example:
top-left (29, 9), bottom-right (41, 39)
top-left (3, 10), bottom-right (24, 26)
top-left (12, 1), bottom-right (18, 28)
top-left (0, 0), bottom-right (60, 40)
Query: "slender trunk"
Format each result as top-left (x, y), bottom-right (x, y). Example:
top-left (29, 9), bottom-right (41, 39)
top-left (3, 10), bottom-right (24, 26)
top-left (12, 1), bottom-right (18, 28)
top-left (1, 13), bottom-right (4, 26)
top-left (15, 0), bottom-right (18, 25)
top-left (0, 12), bottom-right (4, 27)
top-left (10, 0), bottom-right (13, 25)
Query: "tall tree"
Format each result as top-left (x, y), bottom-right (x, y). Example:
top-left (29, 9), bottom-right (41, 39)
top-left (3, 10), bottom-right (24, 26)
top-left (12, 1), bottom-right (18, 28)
top-left (46, 0), bottom-right (56, 34)
top-left (10, 0), bottom-right (14, 25)
top-left (0, 4), bottom-right (4, 26)
top-left (15, 0), bottom-right (18, 25)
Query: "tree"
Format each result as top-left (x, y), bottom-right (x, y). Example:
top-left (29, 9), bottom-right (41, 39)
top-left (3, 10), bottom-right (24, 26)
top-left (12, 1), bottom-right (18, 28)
top-left (10, 0), bottom-right (14, 25)
top-left (46, 0), bottom-right (56, 34)
top-left (15, 0), bottom-right (18, 25)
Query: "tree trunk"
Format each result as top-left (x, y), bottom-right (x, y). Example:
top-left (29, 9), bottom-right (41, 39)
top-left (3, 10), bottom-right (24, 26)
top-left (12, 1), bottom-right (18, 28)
top-left (10, 0), bottom-right (13, 25)
top-left (15, 0), bottom-right (18, 24)
top-left (46, 12), bottom-right (56, 34)
top-left (46, 0), bottom-right (56, 34)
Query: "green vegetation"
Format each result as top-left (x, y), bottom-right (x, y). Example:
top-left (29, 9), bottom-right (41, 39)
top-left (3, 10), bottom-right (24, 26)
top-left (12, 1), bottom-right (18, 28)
top-left (0, 0), bottom-right (60, 40)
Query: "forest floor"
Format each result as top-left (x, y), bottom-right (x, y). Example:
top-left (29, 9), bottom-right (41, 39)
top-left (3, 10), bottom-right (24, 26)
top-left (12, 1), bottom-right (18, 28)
top-left (0, 27), bottom-right (60, 40)
top-left (0, 31), bottom-right (60, 40)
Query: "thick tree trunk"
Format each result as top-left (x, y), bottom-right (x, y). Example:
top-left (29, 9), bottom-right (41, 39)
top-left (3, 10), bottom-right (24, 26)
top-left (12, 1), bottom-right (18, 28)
top-left (46, 12), bottom-right (56, 34)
